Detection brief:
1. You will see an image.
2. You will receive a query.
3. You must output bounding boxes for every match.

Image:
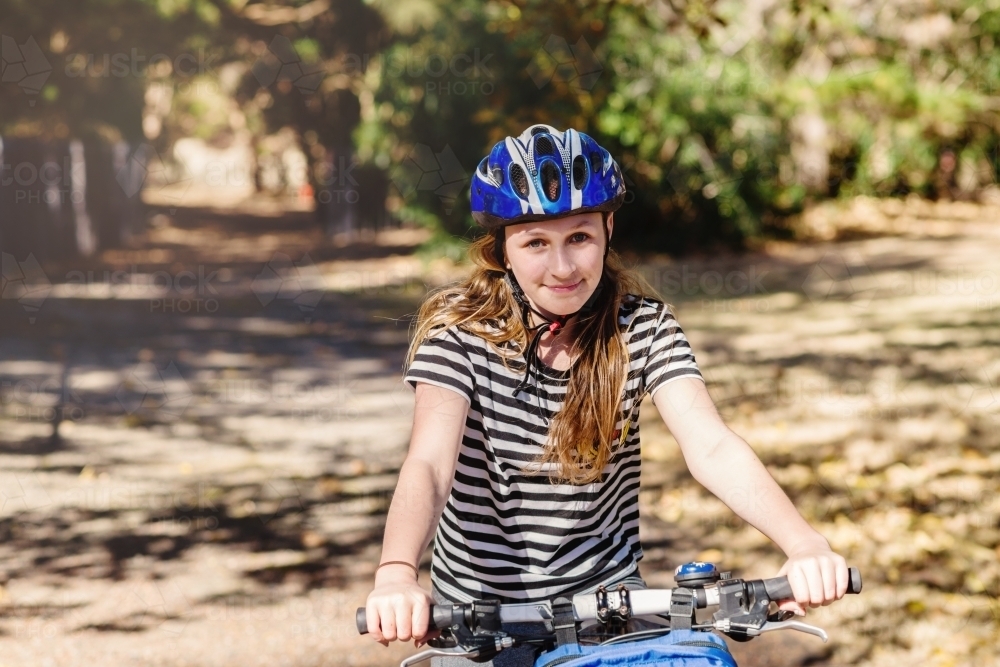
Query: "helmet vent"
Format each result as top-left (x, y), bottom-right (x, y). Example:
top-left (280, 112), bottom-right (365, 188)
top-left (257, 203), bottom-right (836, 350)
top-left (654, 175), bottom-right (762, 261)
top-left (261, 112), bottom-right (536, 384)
top-left (589, 151), bottom-right (603, 177)
top-left (541, 161), bottom-right (561, 202)
top-left (491, 166), bottom-right (504, 186)
top-left (530, 126), bottom-right (549, 136)
top-left (572, 155), bottom-right (587, 189)
top-left (478, 159), bottom-right (488, 176)
top-left (535, 135), bottom-right (554, 156)
top-left (510, 164), bottom-right (529, 198)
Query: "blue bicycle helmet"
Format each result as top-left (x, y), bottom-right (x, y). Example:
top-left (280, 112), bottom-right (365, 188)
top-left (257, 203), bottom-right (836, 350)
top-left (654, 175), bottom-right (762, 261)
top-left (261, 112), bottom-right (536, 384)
top-left (471, 124), bottom-right (626, 230)
top-left (470, 124), bottom-right (626, 402)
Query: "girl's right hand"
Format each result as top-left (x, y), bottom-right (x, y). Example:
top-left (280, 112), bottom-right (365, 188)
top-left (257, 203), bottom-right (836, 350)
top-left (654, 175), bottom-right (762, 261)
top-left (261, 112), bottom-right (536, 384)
top-left (365, 568), bottom-right (436, 646)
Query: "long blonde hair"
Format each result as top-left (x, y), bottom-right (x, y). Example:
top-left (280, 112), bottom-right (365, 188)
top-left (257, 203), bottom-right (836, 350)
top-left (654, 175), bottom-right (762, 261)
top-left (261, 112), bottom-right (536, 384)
top-left (406, 229), bottom-right (657, 484)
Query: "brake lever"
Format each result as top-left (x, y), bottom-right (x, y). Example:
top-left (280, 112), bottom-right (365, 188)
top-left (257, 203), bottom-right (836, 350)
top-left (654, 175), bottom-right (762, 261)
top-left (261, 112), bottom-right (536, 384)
top-left (767, 610), bottom-right (796, 623)
top-left (754, 620), bottom-right (828, 643)
top-left (400, 647), bottom-right (479, 667)
top-left (399, 636), bottom-right (516, 667)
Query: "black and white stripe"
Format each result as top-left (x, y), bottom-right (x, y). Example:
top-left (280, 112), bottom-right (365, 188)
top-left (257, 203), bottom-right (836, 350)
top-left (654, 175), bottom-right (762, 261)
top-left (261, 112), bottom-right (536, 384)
top-left (404, 295), bottom-right (702, 603)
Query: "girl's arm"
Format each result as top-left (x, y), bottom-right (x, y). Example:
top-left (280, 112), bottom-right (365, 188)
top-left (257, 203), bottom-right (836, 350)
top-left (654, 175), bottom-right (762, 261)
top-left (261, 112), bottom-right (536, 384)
top-left (652, 377), bottom-right (849, 614)
top-left (366, 383), bottom-right (469, 645)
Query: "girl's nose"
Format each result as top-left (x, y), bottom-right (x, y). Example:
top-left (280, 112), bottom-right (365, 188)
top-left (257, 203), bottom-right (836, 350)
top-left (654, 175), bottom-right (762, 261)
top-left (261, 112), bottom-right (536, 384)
top-left (549, 246), bottom-right (574, 277)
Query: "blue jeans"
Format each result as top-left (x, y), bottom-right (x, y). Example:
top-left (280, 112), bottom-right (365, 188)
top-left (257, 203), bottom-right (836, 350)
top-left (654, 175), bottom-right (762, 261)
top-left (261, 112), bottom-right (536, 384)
top-left (429, 575), bottom-right (649, 667)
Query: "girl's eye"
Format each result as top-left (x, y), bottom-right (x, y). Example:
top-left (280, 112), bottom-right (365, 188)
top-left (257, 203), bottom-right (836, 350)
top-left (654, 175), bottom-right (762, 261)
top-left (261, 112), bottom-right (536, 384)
top-left (527, 239), bottom-right (544, 248)
top-left (570, 232), bottom-right (589, 243)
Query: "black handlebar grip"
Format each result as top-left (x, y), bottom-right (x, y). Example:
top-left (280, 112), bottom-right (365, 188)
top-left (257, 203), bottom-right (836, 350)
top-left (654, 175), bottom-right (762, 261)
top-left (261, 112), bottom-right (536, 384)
top-left (762, 576), bottom-right (794, 601)
top-left (847, 566), bottom-right (862, 594)
top-left (433, 605), bottom-right (459, 629)
top-left (357, 607), bottom-right (369, 635)
top-left (762, 567), bottom-right (863, 602)
top-left (356, 605), bottom-right (458, 635)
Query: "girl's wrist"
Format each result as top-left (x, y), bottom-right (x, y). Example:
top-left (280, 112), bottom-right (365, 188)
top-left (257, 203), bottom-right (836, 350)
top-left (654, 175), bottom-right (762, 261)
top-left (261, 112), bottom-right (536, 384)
top-left (375, 561), bottom-right (419, 584)
top-left (783, 534), bottom-right (832, 557)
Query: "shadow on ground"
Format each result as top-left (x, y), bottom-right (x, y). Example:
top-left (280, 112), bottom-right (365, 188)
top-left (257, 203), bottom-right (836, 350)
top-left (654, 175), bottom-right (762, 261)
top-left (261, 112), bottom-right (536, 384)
top-left (2, 202), bottom-right (999, 666)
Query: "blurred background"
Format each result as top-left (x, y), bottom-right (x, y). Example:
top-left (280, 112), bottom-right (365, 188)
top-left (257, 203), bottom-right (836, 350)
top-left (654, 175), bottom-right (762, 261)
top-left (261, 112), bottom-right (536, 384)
top-left (1, 1), bottom-right (998, 665)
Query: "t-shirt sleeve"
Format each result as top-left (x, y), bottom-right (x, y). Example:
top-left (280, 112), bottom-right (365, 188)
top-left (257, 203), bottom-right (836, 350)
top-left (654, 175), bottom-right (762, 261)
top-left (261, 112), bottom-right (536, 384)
top-left (642, 304), bottom-right (703, 397)
top-left (404, 328), bottom-right (475, 404)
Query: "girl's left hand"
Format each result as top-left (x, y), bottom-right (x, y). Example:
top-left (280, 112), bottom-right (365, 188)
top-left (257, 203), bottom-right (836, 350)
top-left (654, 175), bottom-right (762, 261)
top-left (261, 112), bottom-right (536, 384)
top-left (776, 545), bottom-right (849, 615)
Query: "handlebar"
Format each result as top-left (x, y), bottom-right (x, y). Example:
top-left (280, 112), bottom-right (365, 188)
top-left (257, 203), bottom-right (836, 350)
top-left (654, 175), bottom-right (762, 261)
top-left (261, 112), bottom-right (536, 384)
top-left (357, 566), bottom-right (862, 635)
top-left (760, 566), bottom-right (862, 601)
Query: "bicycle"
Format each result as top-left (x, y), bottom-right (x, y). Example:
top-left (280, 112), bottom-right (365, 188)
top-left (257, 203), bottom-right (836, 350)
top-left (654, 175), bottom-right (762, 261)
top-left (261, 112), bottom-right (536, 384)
top-left (357, 562), bottom-right (863, 667)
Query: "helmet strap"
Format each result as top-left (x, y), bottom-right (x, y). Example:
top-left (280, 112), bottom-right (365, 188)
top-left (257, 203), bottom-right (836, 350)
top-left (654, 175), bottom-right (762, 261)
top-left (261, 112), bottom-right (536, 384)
top-left (506, 269), bottom-right (608, 400)
top-left (493, 229), bottom-right (506, 267)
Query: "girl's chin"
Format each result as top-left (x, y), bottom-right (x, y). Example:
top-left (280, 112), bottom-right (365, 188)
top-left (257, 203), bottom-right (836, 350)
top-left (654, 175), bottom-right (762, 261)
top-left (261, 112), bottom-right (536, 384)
top-left (534, 294), bottom-right (588, 316)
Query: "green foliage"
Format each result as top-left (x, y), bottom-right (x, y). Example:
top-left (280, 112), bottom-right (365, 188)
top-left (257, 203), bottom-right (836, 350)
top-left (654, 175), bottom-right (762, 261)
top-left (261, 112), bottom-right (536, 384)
top-left (356, 0), bottom-right (1000, 253)
top-left (598, 6), bottom-right (795, 250)
top-left (0, 0), bottom-right (223, 140)
top-left (2, 0), bottom-right (999, 254)
top-left (355, 0), bottom-right (618, 237)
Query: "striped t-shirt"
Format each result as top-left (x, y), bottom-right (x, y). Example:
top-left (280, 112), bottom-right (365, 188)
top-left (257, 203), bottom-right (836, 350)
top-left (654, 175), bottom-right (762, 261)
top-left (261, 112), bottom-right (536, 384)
top-left (404, 295), bottom-right (702, 603)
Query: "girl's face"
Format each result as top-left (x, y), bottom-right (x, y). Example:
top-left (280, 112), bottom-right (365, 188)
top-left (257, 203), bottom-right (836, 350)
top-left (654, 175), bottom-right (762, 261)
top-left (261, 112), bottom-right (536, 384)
top-left (503, 212), bottom-right (612, 320)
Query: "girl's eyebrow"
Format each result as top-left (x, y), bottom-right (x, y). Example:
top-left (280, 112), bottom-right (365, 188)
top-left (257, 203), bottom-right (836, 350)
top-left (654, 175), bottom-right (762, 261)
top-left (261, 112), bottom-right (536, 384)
top-left (521, 221), bottom-right (594, 237)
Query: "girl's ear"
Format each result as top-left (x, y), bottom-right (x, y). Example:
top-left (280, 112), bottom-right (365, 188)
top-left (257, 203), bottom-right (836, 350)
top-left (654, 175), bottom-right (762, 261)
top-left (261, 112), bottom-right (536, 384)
top-left (606, 213), bottom-right (614, 242)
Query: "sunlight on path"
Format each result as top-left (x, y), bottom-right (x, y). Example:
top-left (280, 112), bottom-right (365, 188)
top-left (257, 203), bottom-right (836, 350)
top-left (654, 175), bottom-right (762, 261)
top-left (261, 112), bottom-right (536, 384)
top-left (1, 206), bottom-right (998, 666)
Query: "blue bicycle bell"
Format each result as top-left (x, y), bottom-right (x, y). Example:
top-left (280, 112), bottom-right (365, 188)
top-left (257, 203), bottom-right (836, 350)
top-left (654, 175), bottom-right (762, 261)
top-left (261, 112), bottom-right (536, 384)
top-left (674, 561), bottom-right (721, 588)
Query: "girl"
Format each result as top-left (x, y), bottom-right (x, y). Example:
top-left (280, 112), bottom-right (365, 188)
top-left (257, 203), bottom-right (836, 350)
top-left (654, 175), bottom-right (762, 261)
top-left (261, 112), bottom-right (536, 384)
top-left (365, 125), bottom-right (848, 665)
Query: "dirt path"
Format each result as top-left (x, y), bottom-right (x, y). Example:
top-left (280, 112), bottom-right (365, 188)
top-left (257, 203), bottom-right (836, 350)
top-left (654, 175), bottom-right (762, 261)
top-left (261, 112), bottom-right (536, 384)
top-left (1, 200), bottom-right (998, 666)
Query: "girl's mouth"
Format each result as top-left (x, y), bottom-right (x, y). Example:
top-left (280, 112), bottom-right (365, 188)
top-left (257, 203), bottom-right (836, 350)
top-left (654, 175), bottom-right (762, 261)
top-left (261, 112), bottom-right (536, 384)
top-left (547, 281), bottom-right (581, 293)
